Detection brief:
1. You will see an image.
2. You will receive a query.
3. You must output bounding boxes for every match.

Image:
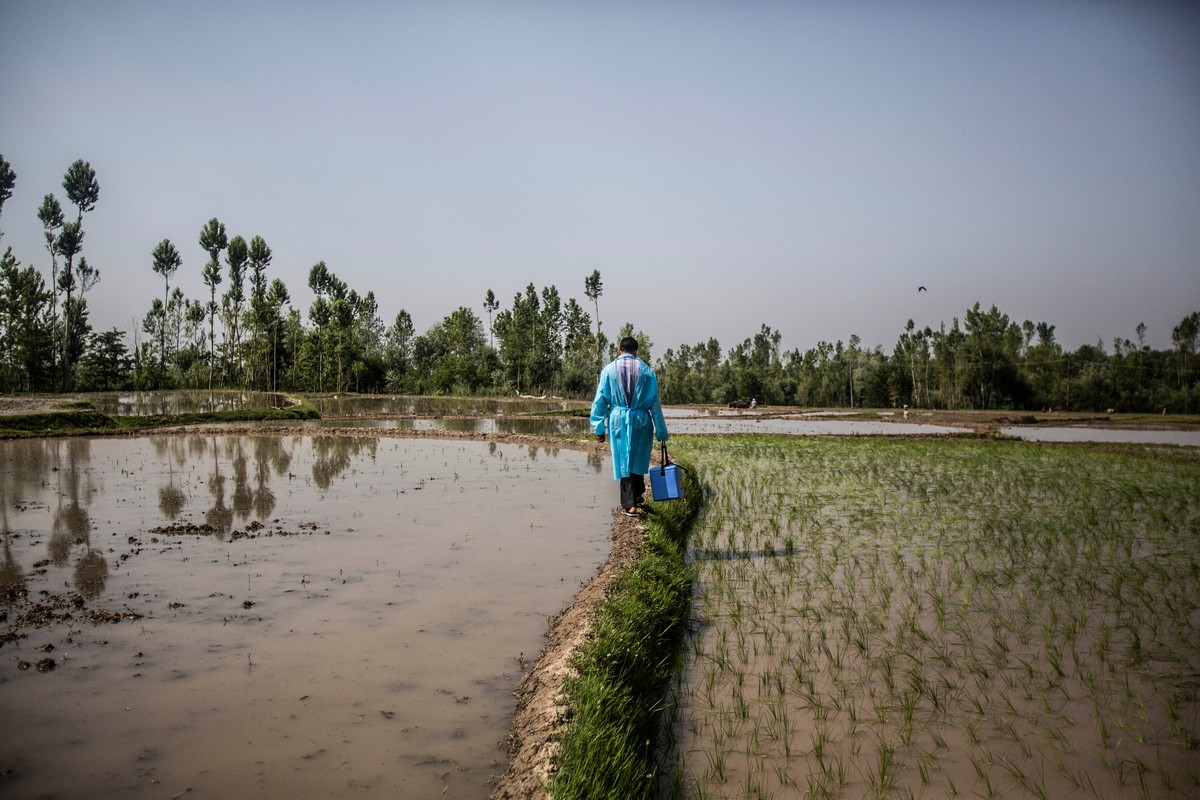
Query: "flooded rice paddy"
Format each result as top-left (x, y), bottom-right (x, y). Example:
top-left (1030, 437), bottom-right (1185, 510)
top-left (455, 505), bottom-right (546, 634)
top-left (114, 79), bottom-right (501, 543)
top-left (307, 395), bottom-right (583, 417)
top-left (74, 392), bottom-right (1200, 446)
top-left (0, 435), bottom-right (611, 799)
top-left (87, 391), bottom-right (291, 416)
top-left (999, 425), bottom-right (1200, 447)
top-left (665, 437), bottom-right (1200, 799)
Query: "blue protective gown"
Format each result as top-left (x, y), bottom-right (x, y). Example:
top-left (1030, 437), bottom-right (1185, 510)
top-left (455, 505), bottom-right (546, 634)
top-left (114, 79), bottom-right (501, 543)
top-left (590, 354), bottom-right (669, 481)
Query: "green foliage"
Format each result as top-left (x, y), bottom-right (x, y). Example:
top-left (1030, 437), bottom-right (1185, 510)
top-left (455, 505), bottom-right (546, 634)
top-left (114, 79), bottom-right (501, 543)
top-left (0, 154), bottom-right (15, 226)
top-left (0, 248), bottom-right (56, 391)
top-left (410, 306), bottom-right (495, 394)
top-left (62, 160), bottom-right (99, 219)
top-left (0, 409), bottom-right (117, 435)
top-left (659, 309), bottom-right (1200, 413)
top-left (76, 328), bottom-right (132, 390)
top-left (550, 463), bottom-right (699, 799)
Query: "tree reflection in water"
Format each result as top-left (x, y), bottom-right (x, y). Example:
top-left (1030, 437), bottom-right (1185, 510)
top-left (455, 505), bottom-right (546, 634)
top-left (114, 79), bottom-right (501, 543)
top-left (154, 438), bottom-right (188, 520)
top-left (74, 548), bottom-right (108, 599)
top-left (50, 440), bottom-right (93, 567)
top-left (251, 437), bottom-right (289, 520)
top-left (205, 436), bottom-right (233, 537)
top-left (231, 442), bottom-right (253, 521)
top-left (1, 535), bottom-right (25, 601)
top-left (312, 435), bottom-right (377, 489)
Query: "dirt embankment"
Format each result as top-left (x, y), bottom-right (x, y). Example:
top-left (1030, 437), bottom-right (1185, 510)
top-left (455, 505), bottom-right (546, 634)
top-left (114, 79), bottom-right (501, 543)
top-left (0, 396), bottom-right (66, 416)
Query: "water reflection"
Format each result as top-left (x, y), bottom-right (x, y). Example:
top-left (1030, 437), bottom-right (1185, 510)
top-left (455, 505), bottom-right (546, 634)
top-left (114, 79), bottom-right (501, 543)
top-left (0, 433), bottom-right (590, 603)
top-left (1, 535), bottom-right (25, 601)
top-left (251, 437), bottom-right (288, 519)
top-left (0, 433), bottom-right (611, 800)
top-left (74, 548), bottom-right (108, 599)
top-left (50, 439), bottom-right (93, 567)
top-left (87, 390), bottom-right (289, 416)
top-left (312, 436), bottom-right (378, 489)
top-left (305, 416), bottom-right (593, 435)
top-left (154, 438), bottom-right (189, 519)
top-left (308, 394), bottom-right (586, 417)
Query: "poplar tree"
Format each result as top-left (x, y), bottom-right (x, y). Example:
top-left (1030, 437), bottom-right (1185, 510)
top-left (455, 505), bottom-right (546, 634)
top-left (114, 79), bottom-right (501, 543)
top-left (198, 217), bottom-right (227, 387)
top-left (484, 289), bottom-right (498, 349)
top-left (151, 239), bottom-right (182, 374)
top-left (584, 270), bottom-right (603, 370)
top-left (246, 236), bottom-right (273, 388)
top-left (54, 160), bottom-right (100, 390)
top-left (223, 234), bottom-right (248, 381)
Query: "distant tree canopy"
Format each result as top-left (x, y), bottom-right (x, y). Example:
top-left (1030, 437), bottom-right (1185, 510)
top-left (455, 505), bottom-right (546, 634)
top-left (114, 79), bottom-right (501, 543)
top-left (0, 154), bottom-right (1196, 411)
top-left (657, 305), bottom-right (1200, 413)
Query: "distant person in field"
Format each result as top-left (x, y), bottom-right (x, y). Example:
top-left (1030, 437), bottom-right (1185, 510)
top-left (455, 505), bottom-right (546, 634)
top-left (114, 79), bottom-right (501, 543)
top-left (591, 336), bottom-right (669, 517)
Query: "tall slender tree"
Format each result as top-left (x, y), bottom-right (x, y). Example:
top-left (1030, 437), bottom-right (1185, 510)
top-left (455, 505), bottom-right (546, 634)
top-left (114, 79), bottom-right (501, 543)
top-left (385, 310), bottom-right (415, 390)
top-left (36, 195), bottom-right (64, 356)
top-left (54, 160), bottom-right (100, 390)
top-left (223, 234), bottom-right (248, 382)
top-left (584, 270), bottom-right (603, 370)
top-left (198, 217), bottom-right (227, 388)
top-left (151, 239), bottom-right (182, 375)
top-left (246, 236), bottom-right (273, 388)
top-left (484, 289), bottom-right (499, 349)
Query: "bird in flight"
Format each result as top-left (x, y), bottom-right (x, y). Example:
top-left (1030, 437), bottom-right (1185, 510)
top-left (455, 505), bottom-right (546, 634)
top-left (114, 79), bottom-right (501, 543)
top-left (917, 286), bottom-right (927, 292)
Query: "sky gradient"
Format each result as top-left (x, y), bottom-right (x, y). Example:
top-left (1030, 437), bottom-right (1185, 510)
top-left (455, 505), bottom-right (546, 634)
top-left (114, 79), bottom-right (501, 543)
top-left (1, 1), bottom-right (1197, 357)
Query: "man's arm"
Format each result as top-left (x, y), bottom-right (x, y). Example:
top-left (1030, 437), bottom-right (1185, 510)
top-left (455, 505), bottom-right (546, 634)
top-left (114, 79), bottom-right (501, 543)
top-left (590, 366), bottom-right (612, 440)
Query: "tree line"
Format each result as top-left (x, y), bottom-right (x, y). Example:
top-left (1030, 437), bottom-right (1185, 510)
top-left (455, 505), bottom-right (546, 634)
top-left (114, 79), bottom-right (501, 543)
top-left (1, 154), bottom-right (1196, 412)
top-left (657, 308), bottom-right (1199, 414)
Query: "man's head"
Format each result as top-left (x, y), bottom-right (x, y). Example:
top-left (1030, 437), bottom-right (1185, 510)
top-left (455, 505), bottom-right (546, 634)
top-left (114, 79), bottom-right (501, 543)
top-left (619, 336), bottom-right (639, 354)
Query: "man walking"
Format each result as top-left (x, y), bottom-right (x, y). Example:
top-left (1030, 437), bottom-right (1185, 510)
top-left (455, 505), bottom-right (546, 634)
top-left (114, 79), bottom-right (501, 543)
top-left (591, 336), bottom-right (669, 516)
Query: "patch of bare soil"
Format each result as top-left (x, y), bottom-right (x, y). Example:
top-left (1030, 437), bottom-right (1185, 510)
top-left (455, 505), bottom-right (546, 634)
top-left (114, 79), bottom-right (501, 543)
top-left (490, 508), bottom-right (646, 800)
top-left (1, 592), bottom-right (145, 649)
top-left (0, 395), bottom-right (71, 416)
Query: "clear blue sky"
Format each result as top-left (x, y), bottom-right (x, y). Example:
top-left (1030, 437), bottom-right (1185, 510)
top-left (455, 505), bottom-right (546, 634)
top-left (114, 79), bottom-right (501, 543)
top-left (2, 0), bottom-right (1197, 356)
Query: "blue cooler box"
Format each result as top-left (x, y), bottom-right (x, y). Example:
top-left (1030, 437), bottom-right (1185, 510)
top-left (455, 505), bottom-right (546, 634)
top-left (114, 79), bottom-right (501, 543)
top-left (650, 462), bottom-right (684, 501)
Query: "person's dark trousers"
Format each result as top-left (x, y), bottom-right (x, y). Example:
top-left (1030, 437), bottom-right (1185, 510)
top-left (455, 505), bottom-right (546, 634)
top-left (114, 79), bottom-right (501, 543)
top-left (620, 473), bottom-right (645, 511)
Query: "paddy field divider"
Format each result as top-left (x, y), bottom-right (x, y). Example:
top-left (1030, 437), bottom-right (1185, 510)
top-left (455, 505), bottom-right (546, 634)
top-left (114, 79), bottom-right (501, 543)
top-left (548, 456), bottom-right (702, 800)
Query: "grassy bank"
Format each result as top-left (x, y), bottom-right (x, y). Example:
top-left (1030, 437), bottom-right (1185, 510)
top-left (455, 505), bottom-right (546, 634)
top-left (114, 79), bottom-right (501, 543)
top-left (0, 398), bottom-right (319, 437)
top-left (662, 436), bottom-right (1200, 799)
top-left (549, 460), bottom-right (702, 800)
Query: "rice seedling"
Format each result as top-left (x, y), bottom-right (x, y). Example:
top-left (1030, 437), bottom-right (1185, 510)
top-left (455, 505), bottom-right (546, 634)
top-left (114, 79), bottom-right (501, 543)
top-left (657, 435), bottom-right (1200, 799)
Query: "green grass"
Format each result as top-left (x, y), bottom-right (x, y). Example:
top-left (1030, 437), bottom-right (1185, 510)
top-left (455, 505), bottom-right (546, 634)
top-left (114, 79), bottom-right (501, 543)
top-left (0, 409), bottom-right (120, 435)
top-left (549, 464), bottom-right (701, 800)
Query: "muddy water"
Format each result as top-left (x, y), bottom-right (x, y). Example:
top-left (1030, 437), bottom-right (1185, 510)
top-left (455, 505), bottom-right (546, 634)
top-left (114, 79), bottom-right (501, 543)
top-left (0, 435), bottom-right (611, 799)
top-left (87, 390), bottom-right (290, 416)
top-left (309, 395), bottom-right (587, 417)
top-left (1001, 425), bottom-right (1200, 446)
top-left (309, 417), bottom-right (593, 436)
top-left (215, 415), bottom-right (968, 438)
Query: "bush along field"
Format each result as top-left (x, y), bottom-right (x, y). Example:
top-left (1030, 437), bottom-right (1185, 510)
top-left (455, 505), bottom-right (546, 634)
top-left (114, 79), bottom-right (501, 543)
top-left (660, 436), bottom-right (1200, 800)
